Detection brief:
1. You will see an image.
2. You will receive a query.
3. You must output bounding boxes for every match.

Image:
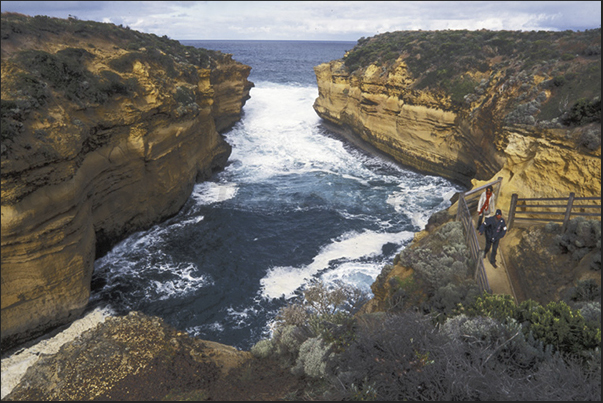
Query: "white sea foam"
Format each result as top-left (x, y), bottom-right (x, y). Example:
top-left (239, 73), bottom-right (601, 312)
top-left (1, 307), bottom-right (112, 399)
top-left (175, 215), bottom-right (205, 227)
top-left (186, 321), bottom-right (224, 337)
top-left (260, 230), bottom-right (414, 300)
top-left (225, 84), bottom-right (382, 186)
top-left (226, 305), bottom-right (262, 329)
top-left (192, 182), bottom-right (238, 205)
top-left (149, 262), bottom-right (212, 300)
top-left (319, 261), bottom-right (386, 293)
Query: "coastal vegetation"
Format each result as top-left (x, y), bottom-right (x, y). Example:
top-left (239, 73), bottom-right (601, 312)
top-left (1, 11), bottom-right (253, 360)
top-left (343, 28), bottom-right (601, 127)
top-left (248, 218), bottom-right (601, 401)
top-left (1, 12), bottom-right (226, 144)
top-left (2, 13), bottom-right (600, 399)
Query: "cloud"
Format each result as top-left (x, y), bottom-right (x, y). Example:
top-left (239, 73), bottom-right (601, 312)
top-left (1, 1), bottom-right (600, 41)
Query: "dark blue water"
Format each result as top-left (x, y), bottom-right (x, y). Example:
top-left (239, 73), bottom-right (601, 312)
top-left (88, 41), bottom-right (464, 350)
top-left (183, 40), bottom-right (354, 86)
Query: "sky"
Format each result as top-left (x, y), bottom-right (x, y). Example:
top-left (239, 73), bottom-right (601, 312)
top-left (1, 1), bottom-right (601, 41)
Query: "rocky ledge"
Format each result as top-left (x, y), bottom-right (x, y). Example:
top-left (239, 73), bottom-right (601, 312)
top-left (3, 311), bottom-right (254, 401)
top-left (0, 13), bottom-right (253, 351)
top-left (313, 30), bottom-right (601, 210)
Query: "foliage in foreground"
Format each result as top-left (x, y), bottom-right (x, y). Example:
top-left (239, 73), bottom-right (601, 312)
top-left (464, 293), bottom-right (601, 356)
top-left (251, 280), bottom-right (601, 401)
top-left (207, 176), bottom-right (600, 401)
top-left (251, 218), bottom-right (601, 400)
top-left (330, 312), bottom-right (600, 401)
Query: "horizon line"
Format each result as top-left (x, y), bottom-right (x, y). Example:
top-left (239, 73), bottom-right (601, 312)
top-left (177, 38), bottom-right (358, 42)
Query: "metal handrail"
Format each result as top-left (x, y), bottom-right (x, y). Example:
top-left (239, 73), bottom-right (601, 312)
top-left (508, 193), bottom-right (601, 231)
top-left (462, 177), bottom-right (504, 214)
top-left (457, 192), bottom-right (491, 294)
top-left (463, 177), bottom-right (503, 198)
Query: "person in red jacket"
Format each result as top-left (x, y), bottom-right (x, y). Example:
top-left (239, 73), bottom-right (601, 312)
top-left (478, 209), bottom-right (507, 268)
top-left (476, 185), bottom-right (495, 230)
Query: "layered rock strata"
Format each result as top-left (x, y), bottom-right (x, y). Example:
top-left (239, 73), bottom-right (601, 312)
top-left (313, 32), bottom-right (601, 212)
top-left (314, 61), bottom-right (482, 187)
top-left (1, 14), bottom-right (253, 349)
top-left (316, 30), bottom-right (601, 312)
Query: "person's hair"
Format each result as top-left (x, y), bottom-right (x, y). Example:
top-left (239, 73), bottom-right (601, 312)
top-left (486, 185), bottom-right (493, 192)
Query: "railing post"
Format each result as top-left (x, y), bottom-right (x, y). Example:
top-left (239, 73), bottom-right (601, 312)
top-left (457, 193), bottom-right (465, 221)
top-left (508, 194), bottom-right (518, 229)
top-left (562, 192), bottom-right (575, 232)
top-left (495, 176), bottom-right (503, 202)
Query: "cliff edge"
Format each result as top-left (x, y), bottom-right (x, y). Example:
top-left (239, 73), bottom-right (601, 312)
top-left (314, 29), bottom-right (601, 211)
top-left (0, 13), bottom-right (253, 350)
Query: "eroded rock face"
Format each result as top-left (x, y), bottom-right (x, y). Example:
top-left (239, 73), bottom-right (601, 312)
top-left (313, 53), bottom-right (601, 212)
top-left (314, 60), bottom-right (481, 187)
top-left (315, 31), bottom-right (601, 311)
top-left (1, 14), bottom-right (253, 349)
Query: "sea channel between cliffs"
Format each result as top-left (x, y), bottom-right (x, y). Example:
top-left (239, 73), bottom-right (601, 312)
top-left (2, 23), bottom-right (600, 400)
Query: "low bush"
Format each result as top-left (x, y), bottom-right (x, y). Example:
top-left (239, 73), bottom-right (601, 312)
top-left (250, 264), bottom-right (600, 400)
top-left (98, 70), bottom-right (138, 96)
top-left (393, 221), bottom-right (477, 318)
top-left (556, 217), bottom-right (601, 266)
top-left (291, 337), bottom-right (333, 378)
top-left (562, 97), bottom-right (601, 126)
top-left (251, 280), bottom-right (368, 373)
top-left (328, 310), bottom-right (600, 400)
top-left (579, 127), bottom-right (602, 151)
top-left (464, 293), bottom-right (601, 356)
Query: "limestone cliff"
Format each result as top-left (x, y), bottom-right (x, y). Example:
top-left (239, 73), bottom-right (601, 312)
top-left (314, 29), bottom-right (601, 211)
top-left (1, 13), bottom-right (253, 350)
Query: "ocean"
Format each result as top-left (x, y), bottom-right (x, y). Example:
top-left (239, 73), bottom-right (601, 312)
top-left (85, 40), bottom-right (464, 350)
top-left (5, 41), bottom-right (465, 369)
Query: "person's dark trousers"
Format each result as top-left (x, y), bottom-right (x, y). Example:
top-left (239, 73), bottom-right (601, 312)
top-left (484, 238), bottom-right (500, 265)
top-left (477, 213), bottom-right (484, 229)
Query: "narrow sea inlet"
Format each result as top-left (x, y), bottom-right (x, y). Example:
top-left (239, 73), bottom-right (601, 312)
top-left (84, 41), bottom-right (464, 350)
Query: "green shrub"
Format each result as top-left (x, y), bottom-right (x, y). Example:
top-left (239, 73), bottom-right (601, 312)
top-left (579, 127), bottom-right (601, 151)
top-left (518, 300), bottom-right (601, 354)
top-left (446, 75), bottom-right (479, 104)
top-left (398, 221), bottom-right (472, 303)
top-left (250, 339), bottom-right (275, 359)
top-left (292, 337), bottom-right (333, 378)
top-left (464, 293), bottom-right (518, 322)
top-left (563, 97), bottom-right (602, 126)
top-left (15, 48), bottom-right (108, 104)
top-left (557, 218), bottom-right (601, 263)
top-left (464, 293), bottom-right (601, 355)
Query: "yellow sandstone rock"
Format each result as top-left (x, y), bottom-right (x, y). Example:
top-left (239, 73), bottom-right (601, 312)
top-left (313, 58), bottom-right (601, 214)
top-left (1, 15), bottom-right (253, 349)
